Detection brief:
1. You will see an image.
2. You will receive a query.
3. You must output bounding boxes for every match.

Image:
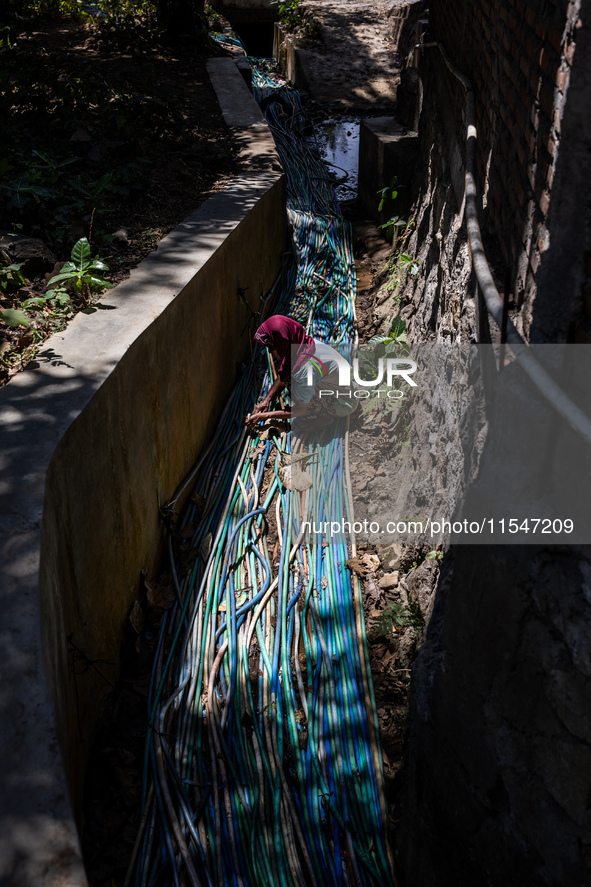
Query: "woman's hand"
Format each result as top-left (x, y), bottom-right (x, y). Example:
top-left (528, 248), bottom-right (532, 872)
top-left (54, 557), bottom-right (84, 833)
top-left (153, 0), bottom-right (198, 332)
top-left (244, 408), bottom-right (292, 426)
top-left (251, 397), bottom-right (270, 415)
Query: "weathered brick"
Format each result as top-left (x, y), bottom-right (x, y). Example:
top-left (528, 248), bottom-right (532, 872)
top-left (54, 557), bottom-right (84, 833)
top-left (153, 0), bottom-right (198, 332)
top-left (546, 163), bottom-right (554, 190)
top-left (564, 37), bottom-right (576, 65)
top-left (538, 189), bottom-right (550, 216)
top-left (505, 86), bottom-right (517, 113)
top-left (507, 11), bottom-right (518, 33)
top-left (514, 177), bottom-right (526, 208)
top-left (538, 46), bottom-right (549, 70)
top-left (526, 127), bottom-right (537, 156)
top-left (555, 68), bottom-right (568, 92)
top-left (539, 82), bottom-right (556, 118)
top-left (548, 23), bottom-right (564, 52)
top-left (536, 17), bottom-right (549, 40)
top-left (516, 213), bottom-right (528, 245)
top-left (513, 102), bottom-right (526, 133)
top-left (525, 163), bottom-right (536, 191)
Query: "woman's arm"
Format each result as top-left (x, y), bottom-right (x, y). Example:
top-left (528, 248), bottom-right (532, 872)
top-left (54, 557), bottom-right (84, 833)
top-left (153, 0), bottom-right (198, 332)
top-left (245, 408), bottom-right (291, 425)
top-left (251, 375), bottom-right (285, 414)
top-left (244, 399), bottom-right (309, 426)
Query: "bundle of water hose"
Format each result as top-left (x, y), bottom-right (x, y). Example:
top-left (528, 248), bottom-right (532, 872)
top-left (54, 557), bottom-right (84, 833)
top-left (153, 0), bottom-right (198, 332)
top-left (133, 49), bottom-right (393, 887)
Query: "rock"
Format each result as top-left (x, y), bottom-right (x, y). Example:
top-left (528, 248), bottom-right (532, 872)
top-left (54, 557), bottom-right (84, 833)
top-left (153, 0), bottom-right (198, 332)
top-left (0, 233), bottom-right (57, 278)
top-left (70, 126), bottom-right (92, 141)
top-left (379, 571), bottom-right (399, 589)
top-left (44, 262), bottom-right (65, 287)
top-left (376, 542), bottom-right (404, 570)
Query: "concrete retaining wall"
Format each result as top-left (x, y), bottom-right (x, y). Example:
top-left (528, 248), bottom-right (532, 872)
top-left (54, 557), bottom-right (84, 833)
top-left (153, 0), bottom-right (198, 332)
top-left (358, 117), bottom-right (419, 229)
top-left (0, 59), bottom-right (286, 887)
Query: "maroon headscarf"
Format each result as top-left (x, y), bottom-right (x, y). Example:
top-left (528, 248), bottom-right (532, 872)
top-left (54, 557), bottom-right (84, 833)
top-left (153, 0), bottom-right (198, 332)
top-left (254, 315), bottom-right (316, 380)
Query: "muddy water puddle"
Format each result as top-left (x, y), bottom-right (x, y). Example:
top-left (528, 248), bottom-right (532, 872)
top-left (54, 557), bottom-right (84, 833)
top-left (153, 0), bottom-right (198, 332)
top-left (308, 118), bottom-right (360, 202)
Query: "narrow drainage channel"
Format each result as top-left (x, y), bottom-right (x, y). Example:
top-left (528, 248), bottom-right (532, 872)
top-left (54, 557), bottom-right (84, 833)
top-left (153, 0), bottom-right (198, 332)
top-left (83, 51), bottom-right (400, 887)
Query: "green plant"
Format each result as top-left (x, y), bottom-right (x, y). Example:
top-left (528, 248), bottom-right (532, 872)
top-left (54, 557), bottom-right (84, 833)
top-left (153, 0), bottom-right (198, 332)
top-left (377, 176), bottom-right (408, 238)
top-left (0, 262), bottom-right (26, 293)
top-left (46, 238), bottom-right (113, 304)
top-left (356, 317), bottom-right (410, 415)
top-left (399, 253), bottom-right (419, 276)
top-left (304, 17), bottom-right (321, 39)
top-left (23, 285), bottom-right (71, 310)
top-left (377, 176), bottom-right (398, 212)
top-left (275, 0), bottom-right (302, 29)
top-left (368, 316), bottom-right (408, 352)
top-left (370, 598), bottom-right (424, 637)
top-left (0, 307), bottom-right (29, 327)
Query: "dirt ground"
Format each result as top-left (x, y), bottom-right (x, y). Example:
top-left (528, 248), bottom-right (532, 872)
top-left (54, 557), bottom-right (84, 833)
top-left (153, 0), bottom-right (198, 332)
top-left (0, 16), bottom-right (237, 384)
top-left (290, 0), bottom-right (404, 111)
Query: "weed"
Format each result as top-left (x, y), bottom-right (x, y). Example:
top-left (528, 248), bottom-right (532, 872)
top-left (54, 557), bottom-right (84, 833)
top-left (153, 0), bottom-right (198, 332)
top-left (399, 253), bottom-right (419, 276)
top-left (370, 598), bottom-right (424, 637)
top-left (377, 176), bottom-right (410, 239)
top-left (47, 237), bottom-right (113, 304)
top-left (0, 262), bottom-right (25, 293)
top-left (304, 17), bottom-right (321, 39)
top-left (275, 0), bottom-right (302, 30)
top-left (0, 307), bottom-right (29, 328)
top-left (392, 706), bottom-right (409, 730)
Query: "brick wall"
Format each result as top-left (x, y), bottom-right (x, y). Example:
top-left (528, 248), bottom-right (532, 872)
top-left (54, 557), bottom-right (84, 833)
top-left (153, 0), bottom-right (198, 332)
top-left (430, 0), bottom-right (581, 337)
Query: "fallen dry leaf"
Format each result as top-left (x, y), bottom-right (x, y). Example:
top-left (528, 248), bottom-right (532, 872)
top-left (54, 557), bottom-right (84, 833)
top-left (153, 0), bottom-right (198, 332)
top-left (278, 463), bottom-right (313, 491)
top-left (177, 522), bottom-right (196, 540)
top-left (201, 532), bottom-right (213, 560)
top-left (190, 491), bottom-right (206, 516)
top-left (144, 572), bottom-right (175, 612)
top-left (346, 552), bottom-right (380, 577)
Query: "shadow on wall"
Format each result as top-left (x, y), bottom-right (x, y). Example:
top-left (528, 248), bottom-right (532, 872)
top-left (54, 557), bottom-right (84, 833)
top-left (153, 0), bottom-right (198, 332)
top-left (0, 171), bottom-right (286, 883)
top-left (399, 543), bottom-right (591, 886)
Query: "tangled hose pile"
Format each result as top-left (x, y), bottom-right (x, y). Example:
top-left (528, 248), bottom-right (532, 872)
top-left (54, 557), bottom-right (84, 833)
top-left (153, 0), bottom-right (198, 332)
top-left (133, 50), bottom-right (393, 887)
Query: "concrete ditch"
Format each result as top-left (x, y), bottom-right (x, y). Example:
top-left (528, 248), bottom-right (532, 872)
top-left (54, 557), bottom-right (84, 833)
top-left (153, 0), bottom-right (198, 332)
top-left (0, 59), bottom-right (285, 887)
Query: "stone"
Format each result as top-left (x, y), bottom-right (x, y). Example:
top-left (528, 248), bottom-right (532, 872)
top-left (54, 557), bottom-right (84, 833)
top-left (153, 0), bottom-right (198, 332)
top-left (0, 233), bottom-right (57, 277)
top-left (376, 542), bottom-right (404, 570)
top-left (379, 571), bottom-right (399, 589)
